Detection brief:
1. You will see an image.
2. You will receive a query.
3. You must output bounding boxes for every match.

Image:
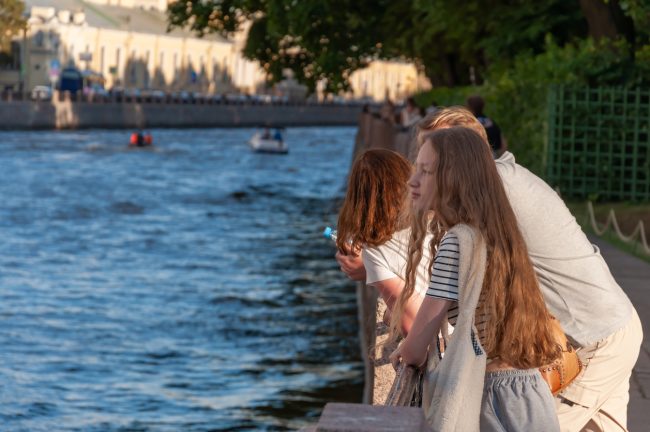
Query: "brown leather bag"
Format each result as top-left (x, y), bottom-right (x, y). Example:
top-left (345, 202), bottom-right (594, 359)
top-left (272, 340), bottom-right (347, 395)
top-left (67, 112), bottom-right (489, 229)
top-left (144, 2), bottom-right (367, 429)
top-left (539, 318), bottom-right (583, 395)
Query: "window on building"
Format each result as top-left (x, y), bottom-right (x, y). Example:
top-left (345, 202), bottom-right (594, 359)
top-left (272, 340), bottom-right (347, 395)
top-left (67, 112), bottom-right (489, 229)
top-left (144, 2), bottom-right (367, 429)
top-left (34, 31), bottom-right (45, 47)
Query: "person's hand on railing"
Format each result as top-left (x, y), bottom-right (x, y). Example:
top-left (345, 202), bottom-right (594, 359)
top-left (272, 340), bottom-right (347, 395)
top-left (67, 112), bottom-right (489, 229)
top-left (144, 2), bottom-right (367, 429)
top-left (389, 342), bottom-right (405, 371)
top-left (385, 352), bottom-right (424, 407)
top-left (390, 339), bottom-right (429, 371)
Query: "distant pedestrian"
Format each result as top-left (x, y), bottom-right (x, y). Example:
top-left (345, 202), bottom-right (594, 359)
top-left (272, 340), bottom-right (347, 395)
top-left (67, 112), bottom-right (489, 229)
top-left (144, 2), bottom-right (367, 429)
top-left (273, 128), bottom-right (283, 142)
top-left (466, 95), bottom-right (506, 158)
top-left (426, 100), bottom-right (439, 115)
top-left (400, 97), bottom-right (422, 128)
top-left (380, 99), bottom-right (397, 124)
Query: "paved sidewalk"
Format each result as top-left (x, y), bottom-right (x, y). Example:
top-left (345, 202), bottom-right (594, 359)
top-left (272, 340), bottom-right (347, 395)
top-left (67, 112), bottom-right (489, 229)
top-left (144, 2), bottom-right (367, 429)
top-left (590, 237), bottom-right (650, 431)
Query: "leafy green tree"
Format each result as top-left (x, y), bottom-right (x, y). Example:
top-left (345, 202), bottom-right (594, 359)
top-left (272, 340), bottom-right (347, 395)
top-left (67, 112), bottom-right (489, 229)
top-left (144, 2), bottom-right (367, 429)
top-left (168, 0), bottom-right (390, 93)
top-left (167, 0), bottom-right (649, 92)
top-left (0, 0), bottom-right (25, 54)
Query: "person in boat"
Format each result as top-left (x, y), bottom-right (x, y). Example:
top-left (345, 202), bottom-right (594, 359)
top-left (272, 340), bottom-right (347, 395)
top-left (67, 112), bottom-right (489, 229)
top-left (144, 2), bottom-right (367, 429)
top-left (261, 128), bottom-right (271, 140)
top-left (273, 128), bottom-right (283, 142)
top-left (129, 130), bottom-right (145, 146)
top-left (143, 131), bottom-right (153, 146)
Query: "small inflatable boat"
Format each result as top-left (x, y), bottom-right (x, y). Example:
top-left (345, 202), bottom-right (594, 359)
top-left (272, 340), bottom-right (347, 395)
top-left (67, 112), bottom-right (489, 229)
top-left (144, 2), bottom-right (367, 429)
top-left (249, 133), bottom-right (288, 154)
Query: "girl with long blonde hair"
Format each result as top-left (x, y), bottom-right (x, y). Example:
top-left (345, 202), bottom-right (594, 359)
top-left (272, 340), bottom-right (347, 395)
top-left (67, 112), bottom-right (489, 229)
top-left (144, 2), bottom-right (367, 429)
top-left (390, 127), bottom-right (561, 431)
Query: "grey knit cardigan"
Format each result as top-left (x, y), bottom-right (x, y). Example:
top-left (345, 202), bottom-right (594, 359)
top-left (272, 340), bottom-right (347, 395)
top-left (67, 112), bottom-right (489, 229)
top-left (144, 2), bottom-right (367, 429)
top-left (422, 224), bottom-right (487, 432)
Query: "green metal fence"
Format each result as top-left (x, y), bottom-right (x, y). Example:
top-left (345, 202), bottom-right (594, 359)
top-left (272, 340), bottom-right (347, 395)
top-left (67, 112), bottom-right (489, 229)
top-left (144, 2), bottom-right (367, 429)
top-left (546, 85), bottom-right (650, 201)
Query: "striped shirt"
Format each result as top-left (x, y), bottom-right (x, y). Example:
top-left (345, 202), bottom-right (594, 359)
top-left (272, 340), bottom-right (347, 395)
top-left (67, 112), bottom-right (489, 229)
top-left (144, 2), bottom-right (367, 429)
top-left (427, 232), bottom-right (488, 343)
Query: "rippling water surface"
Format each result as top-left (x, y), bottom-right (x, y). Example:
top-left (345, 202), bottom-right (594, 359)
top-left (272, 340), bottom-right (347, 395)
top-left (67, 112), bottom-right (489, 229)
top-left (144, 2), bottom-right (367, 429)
top-left (0, 127), bottom-right (363, 431)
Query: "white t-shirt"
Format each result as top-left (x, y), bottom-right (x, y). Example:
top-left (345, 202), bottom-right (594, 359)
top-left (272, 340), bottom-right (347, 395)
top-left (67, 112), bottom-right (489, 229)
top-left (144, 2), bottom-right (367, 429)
top-left (496, 151), bottom-right (633, 347)
top-left (363, 228), bottom-right (433, 295)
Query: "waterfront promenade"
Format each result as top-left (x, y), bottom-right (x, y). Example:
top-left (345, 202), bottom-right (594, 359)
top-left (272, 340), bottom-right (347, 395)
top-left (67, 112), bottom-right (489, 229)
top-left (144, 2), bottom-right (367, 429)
top-left (592, 236), bottom-right (650, 431)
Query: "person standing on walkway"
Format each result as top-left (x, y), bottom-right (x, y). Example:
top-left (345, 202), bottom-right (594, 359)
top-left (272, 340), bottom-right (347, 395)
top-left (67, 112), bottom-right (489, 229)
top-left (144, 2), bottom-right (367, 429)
top-left (401, 97), bottom-right (423, 128)
top-left (415, 107), bottom-right (643, 432)
top-left (466, 95), bottom-right (507, 158)
top-left (390, 127), bottom-right (561, 431)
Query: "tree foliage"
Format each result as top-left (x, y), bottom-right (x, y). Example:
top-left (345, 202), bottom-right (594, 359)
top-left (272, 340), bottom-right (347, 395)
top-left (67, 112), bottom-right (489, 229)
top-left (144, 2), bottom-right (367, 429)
top-left (167, 0), bottom-right (650, 92)
top-left (0, 0), bottom-right (26, 54)
top-left (168, 0), bottom-right (389, 92)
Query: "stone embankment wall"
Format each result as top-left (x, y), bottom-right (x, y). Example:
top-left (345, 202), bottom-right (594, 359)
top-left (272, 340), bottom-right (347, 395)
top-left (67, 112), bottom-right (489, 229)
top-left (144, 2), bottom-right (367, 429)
top-left (0, 97), bottom-right (363, 129)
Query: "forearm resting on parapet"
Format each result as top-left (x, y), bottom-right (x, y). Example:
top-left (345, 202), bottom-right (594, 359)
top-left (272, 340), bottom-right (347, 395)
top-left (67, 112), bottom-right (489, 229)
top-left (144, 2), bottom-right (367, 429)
top-left (391, 296), bottom-right (451, 368)
top-left (373, 278), bottom-right (424, 335)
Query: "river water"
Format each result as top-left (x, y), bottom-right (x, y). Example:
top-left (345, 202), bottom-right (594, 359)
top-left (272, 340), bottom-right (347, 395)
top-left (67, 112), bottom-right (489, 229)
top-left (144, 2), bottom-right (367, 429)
top-left (0, 127), bottom-right (363, 431)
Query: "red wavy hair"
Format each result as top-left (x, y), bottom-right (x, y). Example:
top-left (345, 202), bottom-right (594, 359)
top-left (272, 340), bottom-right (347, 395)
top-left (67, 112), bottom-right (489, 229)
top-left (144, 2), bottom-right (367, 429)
top-left (336, 149), bottom-right (411, 252)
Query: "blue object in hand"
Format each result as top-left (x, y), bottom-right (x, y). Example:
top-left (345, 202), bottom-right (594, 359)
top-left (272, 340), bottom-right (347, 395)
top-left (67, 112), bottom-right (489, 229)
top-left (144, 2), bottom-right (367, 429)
top-left (323, 226), bottom-right (338, 242)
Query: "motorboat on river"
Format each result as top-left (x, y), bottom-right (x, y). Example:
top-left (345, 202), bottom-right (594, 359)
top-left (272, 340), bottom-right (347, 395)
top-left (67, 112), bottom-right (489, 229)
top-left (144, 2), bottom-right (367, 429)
top-left (249, 130), bottom-right (288, 154)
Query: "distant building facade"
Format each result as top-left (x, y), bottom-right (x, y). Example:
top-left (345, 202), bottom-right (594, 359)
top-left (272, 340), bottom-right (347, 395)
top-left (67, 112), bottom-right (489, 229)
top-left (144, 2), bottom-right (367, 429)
top-left (84, 0), bottom-right (170, 12)
top-left (21, 0), bottom-right (262, 94)
top-left (348, 60), bottom-right (430, 101)
top-left (10, 0), bottom-right (429, 100)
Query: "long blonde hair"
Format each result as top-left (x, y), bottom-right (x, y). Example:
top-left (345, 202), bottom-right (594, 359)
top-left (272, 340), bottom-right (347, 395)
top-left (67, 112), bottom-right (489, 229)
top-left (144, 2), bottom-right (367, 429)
top-left (392, 127), bottom-right (559, 369)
